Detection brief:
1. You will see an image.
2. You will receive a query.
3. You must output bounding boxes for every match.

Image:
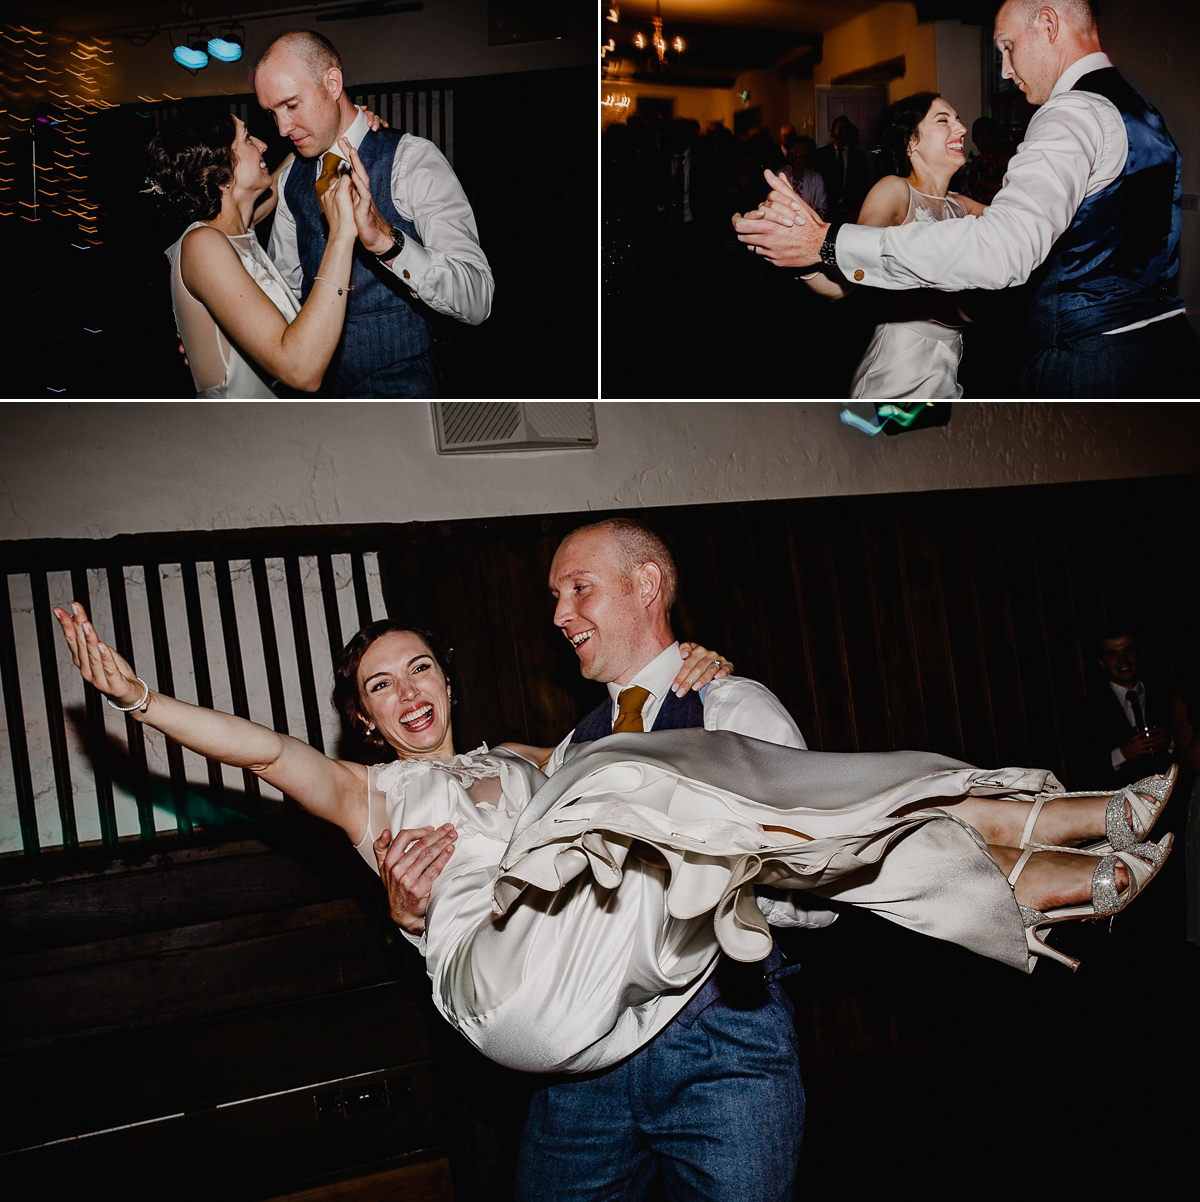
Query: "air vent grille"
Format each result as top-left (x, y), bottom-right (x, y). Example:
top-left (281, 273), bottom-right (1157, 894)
top-left (432, 403), bottom-right (597, 453)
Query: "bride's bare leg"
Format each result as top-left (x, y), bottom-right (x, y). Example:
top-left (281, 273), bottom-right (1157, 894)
top-left (929, 795), bottom-right (1107, 848)
top-left (762, 825), bottom-right (812, 844)
top-left (909, 782), bottom-right (1166, 850)
top-left (989, 844), bottom-right (1130, 910)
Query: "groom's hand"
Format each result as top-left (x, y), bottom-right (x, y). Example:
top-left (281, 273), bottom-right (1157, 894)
top-left (340, 139), bottom-right (394, 255)
top-left (733, 169), bottom-right (829, 267)
top-left (374, 823), bottom-right (457, 935)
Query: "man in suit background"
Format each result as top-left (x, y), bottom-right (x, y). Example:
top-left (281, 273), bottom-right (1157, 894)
top-left (811, 115), bottom-right (871, 229)
top-left (1069, 625), bottom-right (1184, 789)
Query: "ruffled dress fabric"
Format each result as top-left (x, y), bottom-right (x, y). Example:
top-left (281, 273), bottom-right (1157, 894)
top-left (356, 731), bottom-right (1058, 1074)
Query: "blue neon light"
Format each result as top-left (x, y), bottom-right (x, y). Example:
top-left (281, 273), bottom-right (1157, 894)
top-left (173, 44), bottom-right (209, 69)
top-left (207, 37), bottom-right (243, 62)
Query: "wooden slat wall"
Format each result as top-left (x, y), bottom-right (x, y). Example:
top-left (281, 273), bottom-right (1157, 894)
top-left (4, 473), bottom-right (1195, 869)
top-left (377, 474), bottom-right (1197, 787)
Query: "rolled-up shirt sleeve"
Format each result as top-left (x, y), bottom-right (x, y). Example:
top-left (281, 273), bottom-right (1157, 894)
top-left (836, 90), bottom-right (1123, 292)
top-left (388, 136), bottom-right (494, 324)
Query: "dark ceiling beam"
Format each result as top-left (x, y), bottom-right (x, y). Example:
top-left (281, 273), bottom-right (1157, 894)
top-left (831, 54), bottom-right (906, 86)
top-left (914, 0), bottom-right (997, 24)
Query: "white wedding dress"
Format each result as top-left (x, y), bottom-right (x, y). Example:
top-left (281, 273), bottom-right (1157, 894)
top-left (165, 222), bottom-right (300, 398)
top-left (354, 730), bottom-right (1056, 1075)
top-left (849, 186), bottom-right (968, 399)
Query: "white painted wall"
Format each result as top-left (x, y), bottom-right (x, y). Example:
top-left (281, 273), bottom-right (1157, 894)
top-left (3, 401), bottom-right (1198, 544)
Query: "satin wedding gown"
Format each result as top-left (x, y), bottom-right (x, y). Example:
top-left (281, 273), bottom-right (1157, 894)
top-left (165, 222), bottom-right (300, 398)
top-left (354, 730), bottom-right (1055, 1075)
top-left (849, 186), bottom-right (968, 399)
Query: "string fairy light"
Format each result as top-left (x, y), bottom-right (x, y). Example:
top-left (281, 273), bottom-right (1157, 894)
top-left (0, 22), bottom-right (112, 242)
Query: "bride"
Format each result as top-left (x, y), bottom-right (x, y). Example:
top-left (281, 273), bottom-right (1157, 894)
top-left (146, 108), bottom-right (374, 397)
top-left (54, 604), bottom-right (1173, 1074)
top-left (755, 93), bottom-right (985, 399)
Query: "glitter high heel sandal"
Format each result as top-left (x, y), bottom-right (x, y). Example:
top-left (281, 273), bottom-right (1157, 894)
top-left (1009, 832), bottom-right (1173, 971)
top-left (1017, 765), bottom-right (1177, 853)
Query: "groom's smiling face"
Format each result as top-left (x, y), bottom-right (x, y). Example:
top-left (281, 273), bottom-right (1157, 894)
top-left (255, 45), bottom-right (342, 158)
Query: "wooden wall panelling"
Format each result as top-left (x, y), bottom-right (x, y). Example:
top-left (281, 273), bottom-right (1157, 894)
top-left (896, 505), bottom-right (964, 759)
top-left (144, 559), bottom-right (193, 835)
top-left (929, 502), bottom-right (1001, 768)
top-left (779, 513), bottom-right (856, 752)
top-left (27, 571), bottom-right (79, 850)
top-left (104, 563), bottom-right (158, 840)
top-left (179, 558), bottom-right (230, 809)
top-left (860, 504), bottom-right (923, 750)
top-left (0, 575), bottom-right (39, 854)
top-left (250, 555), bottom-right (292, 738)
top-left (69, 562), bottom-right (121, 847)
top-left (283, 552), bottom-right (327, 753)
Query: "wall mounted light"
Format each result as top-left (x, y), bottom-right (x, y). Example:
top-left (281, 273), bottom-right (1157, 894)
top-left (172, 36), bottom-right (209, 70)
top-left (207, 24), bottom-right (244, 62)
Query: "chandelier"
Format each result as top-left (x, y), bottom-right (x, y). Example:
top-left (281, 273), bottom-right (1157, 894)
top-left (601, 3), bottom-right (683, 71)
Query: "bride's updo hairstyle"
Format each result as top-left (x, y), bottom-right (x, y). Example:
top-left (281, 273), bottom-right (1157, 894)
top-left (145, 107), bottom-right (238, 227)
top-left (333, 620), bottom-right (455, 757)
top-left (876, 92), bottom-right (940, 178)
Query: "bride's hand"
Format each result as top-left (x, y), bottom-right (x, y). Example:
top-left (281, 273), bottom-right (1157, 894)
top-left (673, 642), bottom-right (734, 697)
top-left (319, 168), bottom-right (357, 246)
top-left (53, 602), bottom-right (146, 708)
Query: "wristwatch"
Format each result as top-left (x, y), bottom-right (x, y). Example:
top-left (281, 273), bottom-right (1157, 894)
top-left (375, 225), bottom-right (405, 263)
top-left (818, 238), bottom-right (838, 267)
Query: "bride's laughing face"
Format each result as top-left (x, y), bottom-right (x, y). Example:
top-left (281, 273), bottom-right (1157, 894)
top-left (357, 630), bottom-right (455, 760)
top-left (909, 99), bottom-right (967, 176)
top-left (229, 116), bottom-right (270, 192)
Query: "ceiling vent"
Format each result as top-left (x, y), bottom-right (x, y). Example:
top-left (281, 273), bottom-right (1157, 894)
top-left (431, 402), bottom-right (597, 454)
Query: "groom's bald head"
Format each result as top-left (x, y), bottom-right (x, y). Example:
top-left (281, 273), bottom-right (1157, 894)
top-left (998, 1), bottom-right (1097, 34)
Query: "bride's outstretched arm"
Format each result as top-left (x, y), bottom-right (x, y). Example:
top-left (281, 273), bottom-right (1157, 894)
top-left (54, 602), bottom-right (366, 839)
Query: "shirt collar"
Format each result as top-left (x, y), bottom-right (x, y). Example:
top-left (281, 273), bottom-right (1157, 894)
top-left (331, 107), bottom-right (369, 160)
top-left (605, 642), bottom-right (682, 706)
top-left (1109, 677), bottom-right (1144, 703)
top-left (1050, 51), bottom-right (1113, 101)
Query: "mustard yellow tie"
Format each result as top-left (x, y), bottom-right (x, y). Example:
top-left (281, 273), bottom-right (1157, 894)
top-left (315, 151), bottom-right (341, 200)
top-left (612, 686), bottom-right (651, 734)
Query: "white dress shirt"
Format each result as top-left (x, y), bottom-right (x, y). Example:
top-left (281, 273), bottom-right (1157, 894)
top-left (268, 108), bottom-right (493, 325)
top-left (835, 53), bottom-right (1185, 333)
top-left (1107, 677), bottom-right (1174, 769)
top-left (547, 642), bottom-right (835, 932)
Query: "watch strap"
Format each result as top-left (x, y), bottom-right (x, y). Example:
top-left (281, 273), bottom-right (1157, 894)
top-left (376, 226), bottom-right (405, 263)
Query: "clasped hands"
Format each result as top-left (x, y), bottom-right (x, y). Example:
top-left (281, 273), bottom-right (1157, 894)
top-left (732, 168), bottom-right (830, 268)
top-left (319, 137), bottom-right (393, 255)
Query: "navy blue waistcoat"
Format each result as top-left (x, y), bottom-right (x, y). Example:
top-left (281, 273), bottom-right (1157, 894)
top-left (570, 685), bottom-right (705, 743)
top-left (1028, 68), bottom-right (1183, 347)
top-left (284, 128), bottom-right (433, 389)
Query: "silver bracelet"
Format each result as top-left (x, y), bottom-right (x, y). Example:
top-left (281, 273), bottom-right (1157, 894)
top-left (314, 275), bottom-right (354, 296)
top-left (106, 677), bottom-right (150, 713)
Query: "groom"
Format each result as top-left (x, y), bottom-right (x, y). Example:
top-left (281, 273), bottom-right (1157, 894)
top-left (380, 517), bottom-right (831, 1201)
top-left (734, 0), bottom-right (1197, 397)
top-left (254, 30), bottom-right (493, 396)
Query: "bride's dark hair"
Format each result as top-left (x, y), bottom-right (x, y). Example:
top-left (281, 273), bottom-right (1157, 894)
top-left (876, 92), bottom-right (940, 178)
top-left (145, 107), bottom-right (237, 227)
